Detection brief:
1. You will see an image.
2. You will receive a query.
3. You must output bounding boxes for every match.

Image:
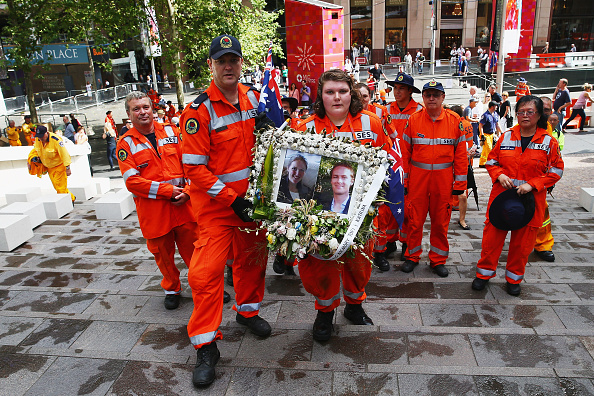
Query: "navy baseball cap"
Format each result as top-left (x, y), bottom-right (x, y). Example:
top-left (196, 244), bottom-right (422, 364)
top-left (489, 189), bottom-right (535, 230)
top-left (422, 80), bottom-right (445, 93)
top-left (386, 72), bottom-right (421, 93)
top-left (209, 35), bottom-right (242, 60)
top-left (517, 77), bottom-right (527, 83)
top-left (34, 125), bottom-right (47, 138)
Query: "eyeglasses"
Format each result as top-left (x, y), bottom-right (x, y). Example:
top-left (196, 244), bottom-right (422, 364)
top-left (214, 58), bottom-right (241, 66)
top-left (422, 92), bottom-right (443, 98)
top-left (517, 110), bottom-right (536, 117)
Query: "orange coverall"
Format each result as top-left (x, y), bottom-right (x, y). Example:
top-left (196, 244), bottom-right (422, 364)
top-left (297, 111), bottom-right (392, 312)
top-left (181, 81), bottom-right (266, 349)
top-left (386, 99), bottom-right (423, 246)
top-left (514, 84), bottom-right (531, 102)
top-left (452, 118), bottom-right (475, 210)
top-left (116, 121), bottom-right (197, 295)
top-left (476, 125), bottom-right (564, 283)
top-left (402, 108), bottom-right (468, 267)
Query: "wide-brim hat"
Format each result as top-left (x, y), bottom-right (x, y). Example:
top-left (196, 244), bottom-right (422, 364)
top-left (386, 72), bottom-right (421, 93)
top-left (489, 189), bottom-right (535, 230)
top-left (281, 96), bottom-right (298, 112)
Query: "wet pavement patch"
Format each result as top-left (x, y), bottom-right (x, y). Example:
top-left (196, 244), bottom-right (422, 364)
top-left (20, 318), bottom-right (92, 348)
top-left (0, 353), bottom-right (49, 377)
top-left (266, 277), bottom-right (305, 296)
top-left (318, 331), bottom-right (407, 365)
top-left (365, 281), bottom-right (436, 299)
top-left (110, 361), bottom-right (190, 396)
top-left (2, 291), bottom-right (97, 314)
top-left (37, 256), bottom-right (80, 269)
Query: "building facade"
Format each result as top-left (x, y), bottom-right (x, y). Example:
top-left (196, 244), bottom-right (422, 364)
top-left (326, 0), bottom-right (593, 64)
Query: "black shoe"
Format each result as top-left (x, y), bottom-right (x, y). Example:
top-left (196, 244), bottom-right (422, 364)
top-left (457, 221), bottom-right (471, 230)
top-left (401, 259), bottom-right (417, 273)
top-left (223, 291), bottom-right (230, 304)
top-left (273, 255), bottom-right (286, 274)
top-left (471, 277), bottom-right (489, 291)
top-left (373, 252), bottom-right (390, 272)
top-left (506, 282), bottom-right (521, 296)
top-left (385, 242), bottom-right (397, 257)
top-left (479, 165), bottom-right (486, 168)
top-left (534, 249), bottom-right (555, 262)
top-left (432, 265), bottom-right (449, 278)
top-left (164, 293), bottom-right (181, 310)
top-left (284, 264), bottom-right (296, 276)
top-left (236, 314), bottom-right (272, 337)
top-left (400, 243), bottom-right (407, 261)
top-left (192, 342), bottom-right (220, 387)
top-left (226, 266), bottom-right (233, 286)
top-left (344, 303), bottom-right (374, 325)
top-left (312, 310), bottom-right (334, 341)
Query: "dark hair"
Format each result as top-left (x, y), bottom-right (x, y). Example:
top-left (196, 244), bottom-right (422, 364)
top-left (488, 101), bottom-right (498, 108)
top-left (516, 95), bottom-right (548, 130)
top-left (313, 69), bottom-right (364, 118)
top-left (106, 111), bottom-right (112, 115)
top-left (355, 82), bottom-right (371, 96)
top-left (450, 105), bottom-right (464, 117)
top-left (290, 83), bottom-right (297, 90)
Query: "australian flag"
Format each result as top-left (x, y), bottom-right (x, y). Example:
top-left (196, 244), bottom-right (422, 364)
top-left (257, 43), bottom-right (285, 127)
top-left (385, 139), bottom-right (405, 229)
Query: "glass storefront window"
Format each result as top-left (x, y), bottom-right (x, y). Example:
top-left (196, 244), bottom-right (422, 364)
top-left (551, 0), bottom-right (594, 52)
top-left (385, 0), bottom-right (407, 60)
top-left (351, 0), bottom-right (372, 54)
top-left (442, 0), bottom-right (464, 19)
top-left (476, 0), bottom-right (493, 47)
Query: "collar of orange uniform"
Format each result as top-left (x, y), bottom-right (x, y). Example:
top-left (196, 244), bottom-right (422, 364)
top-left (393, 98), bottom-right (419, 113)
top-left (423, 106), bottom-right (446, 121)
top-left (126, 120), bottom-right (164, 140)
top-left (509, 124), bottom-right (548, 141)
top-left (206, 80), bottom-right (250, 107)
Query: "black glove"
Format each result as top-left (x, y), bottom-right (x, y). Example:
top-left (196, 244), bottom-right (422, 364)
top-left (231, 197), bottom-right (253, 222)
top-left (404, 187), bottom-right (408, 196)
top-left (254, 112), bottom-right (275, 130)
top-left (452, 190), bottom-right (464, 195)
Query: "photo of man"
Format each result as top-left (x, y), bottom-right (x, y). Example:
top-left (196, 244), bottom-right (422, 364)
top-left (315, 161), bottom-right (357, 215)
top-left (276, 150), bottom-right (320, 204)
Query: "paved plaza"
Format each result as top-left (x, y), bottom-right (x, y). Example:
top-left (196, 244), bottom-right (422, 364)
top-left (2, 79), bottom-right (594, 395)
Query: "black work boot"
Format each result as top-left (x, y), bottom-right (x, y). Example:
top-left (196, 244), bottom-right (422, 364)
top-left (273, 255), bottom-right (286, 274)
top-left (385, 241), bottom-right (397, 257)
top-left (284, 264), bottom-right (296, 276)
top-left (401, 259), bottom-right (418, 273)
top-left (223, 291), bottom-right (231, 303)
top-left (236, 314), bottom-right (272, 337)
top-left (506, 282), bottom-right (522, 296)
top-left (344, 303), bottom-right (374, 325)
top-left (400, 243), bottom-right (407, 261)
top-left (226, 266), bottom-right (233, 286)
top-left (192, 342), bottom-right (220, 387)
top-left (164, 293), bottom-right (181, 310)
top-left (313, 310), bottom-right (335, 342)
top-left (471, 277), bottom-right (489, 291)
top-left (373, 251), bottom-right (390, 272)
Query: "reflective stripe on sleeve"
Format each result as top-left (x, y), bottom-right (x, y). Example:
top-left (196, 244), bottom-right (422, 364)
top-left (216, 168), bottom-right (250, 183)
top-left (246, 90), bottom-right (259, 109)
top-left (374, 243), bottom-right (386, 251)
top-left (182, 154), bottom-right (209, 165)
top-left (430, 245), bottom-right (449, 257)
top-left (403, 134), bottom-right (412, 144)
top-left (207, 179), bottom-right (226, 197)
top-left (505, 270), bottom-right (523, 281)
top-left (411, 160), bottom-right (453, 170)
top-left (511, 178), bottom-right (527, 187)
top-left (315, 292), bottom-right (341, 307)
top-left (454, 174), bottom-right (467, 181)
top-left (375, 107), bottom-right (382, 117)
top-left (148, 181), bottom-right (160, 199)
top-left (122, 168), bottom-right (140, 182)
top-left (189, 330), bottom-right (218, 346)
top-left (486, 159), bottom-right (499, 166)
top-left (477, 268), bottom-right (495, 277)
top-left (162, 177), bottom-right (185, 186)
top-left (123, 136), bottom-right (152, 155)
top-left (164, 125), bottom-right (175, 137)
top-left (235, 302), bottom-right (261, 312)
top-left (548, 167), bottom-right (563, 177)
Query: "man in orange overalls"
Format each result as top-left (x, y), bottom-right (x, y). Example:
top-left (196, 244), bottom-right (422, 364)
top-left (116, 91), bottom-right (198, 312)
top-left (401, 80), bottom-right (467, 277)
top-left (386, 73), bottom-right (423, 260)
top-left (297, 69), bottom-right (392, 342)
top-left (180, 35), bottom-right (273, 388)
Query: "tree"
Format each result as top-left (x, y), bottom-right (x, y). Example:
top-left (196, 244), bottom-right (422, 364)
top-left (149, 0), bottom-right (282, 106)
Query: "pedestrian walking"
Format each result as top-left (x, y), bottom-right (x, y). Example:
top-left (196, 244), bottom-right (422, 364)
top-left (562, 83), bottom-right (592, 132)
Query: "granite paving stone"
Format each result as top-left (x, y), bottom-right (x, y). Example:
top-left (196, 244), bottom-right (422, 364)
top-left (130, 324), bottom-right (196, 358)
top-left (542, 266), bottom-right (594, 281)
top-left (1, 291), bottom-right (97, 313)
top-left (570, 283), bottom-right (594, 301)
top-left (0, 316), bottom-right (43, 346)
top-left (19, 318), bottom-right (92, 349)
top-left (474, 375), bottom-right (567, 396)
top-left (84, 273), bottom-right (149, 291)
top-left (0, 353), bottom-right (56, 396)
top-left (23, 356), bottom-right (126, 396)
top-left (335, 302), bottom-right (422, 327)
top-left (581, 336), bottom-right (594, 360)
top-left (70, 321), bottom-right (148, 353)
top-left (419, 304), bottom-right (482, 327)
top-left (83, 294), bottom-right (150, 316)
top-left (407, 333), bottom-right (477, 367)
top-left (553, 306), bottom-right (594, 330)
top-left (475, 304), bottom-right (565, 329)
top-left (469, 334), bottom-right (594, 369)
top-left (135, 295), bottom-right (194, 320)
top-left (398, 373), bottom-right (479, 395)
top-left (225, 367), bottom-right (332, 396)
top-left (0, 290), bottom-right (18, 308)
top-left (236, 329), bottom-right (313, 368)
top-left (332, 371), bottom-right (400, 395)
top-left (488, 283), bottom-right (581, 301)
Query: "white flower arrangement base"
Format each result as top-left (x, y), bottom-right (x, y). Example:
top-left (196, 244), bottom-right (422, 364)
top-left (246, 124), bottom-right (391, 261)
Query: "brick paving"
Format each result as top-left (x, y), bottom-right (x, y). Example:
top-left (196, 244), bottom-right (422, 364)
top-left (2, 82), bottom-right (594, 395)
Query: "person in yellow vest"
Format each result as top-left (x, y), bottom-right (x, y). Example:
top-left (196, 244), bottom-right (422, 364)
top-left (21, 115), bottom-right (35, 146)
top-left (27, 125), bottom-right (76, 202)
top-left (5, 120), bottom-right (22, 146)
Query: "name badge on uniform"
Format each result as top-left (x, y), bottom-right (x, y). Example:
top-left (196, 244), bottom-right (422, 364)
top-left (161, 136), bottom-right (178, 145)
top-left (531, 143), bottom-right (548, 151)
top-left (354, 130), bottom-right (373, 140)
top-left (245, 109), bottom-right (258, 119)
top-left (500, 145), bottom-right (515, 150)
top-left (441, 138), bottom-right (454, 145)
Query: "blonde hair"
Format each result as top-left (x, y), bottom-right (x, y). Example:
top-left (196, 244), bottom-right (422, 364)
top-left (583, 83), bottom-right (592, 91)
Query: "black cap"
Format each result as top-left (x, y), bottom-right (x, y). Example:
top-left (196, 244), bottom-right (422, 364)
top-left (209, 35), bottom-right (242, 60)
top-left (488, 189), bottom-right (535, 230)
top-left (281, 96), bottom-right (298, 113)
top-left (24, 115), bottom-right (31, 119)
top-left (386, 72), bottom-right (421, 93)
top-left (422, 80), bottom-right (445, 93)
top-left (34, 125), bottom-right (47, 138)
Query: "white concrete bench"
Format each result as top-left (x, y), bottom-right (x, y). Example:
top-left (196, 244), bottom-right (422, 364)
top-left (34, 194), bottom-right (74, 219)
top-left (69, 182), bottom-right (98, 202)
top-left (0, 214), bottom-right (33, 251)
top-left (5, 187), bottom-right (42, 204)
top-left (94, 177), bottom-right (112, 194)
top-left (579, 188), bottom-right (594, 212)
top-left (0, 201), bottom-right (47, 228)
top-left (94, 189), bottom-right (135, 220)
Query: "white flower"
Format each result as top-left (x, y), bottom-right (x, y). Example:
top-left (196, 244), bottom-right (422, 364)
top-left (298, 248), bottom-right (307, 258)
top-left (310, 215), bottom-right (318, 223)
top-left (287, 228), bottom-right (297, 240)
top-left (328, 238), bottom-right (339, 250)
top-left (292, 242), bottom-right (301, 252)
top-left (277, 225), bottom-right (287, 235)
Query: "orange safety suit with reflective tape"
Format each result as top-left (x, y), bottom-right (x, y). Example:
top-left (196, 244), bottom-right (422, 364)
top-left (368, 103), bottom-right (396, 139)
top-left (514, 84), bottom-right (531, 102)
top-left (402, 108), bottom-right (468, 266)
top-left (534, 123), bottom-right (556, 252)
top-left (165, 105), bottom-right (176, 120)
top-left (296, 111), bottom-right (391, 312)
top-left (181, 81), bottom-right (267, 349)
top-left (116, 121), bottom-right (197, 294)
top-left (29, 132), bottom-right (75, 201)
top-left (452, 118), bottom-right (474, 210)
top-left (476, 125), bottom-right (564, 284)
top-left (386, 99), bottom-right (423, 245)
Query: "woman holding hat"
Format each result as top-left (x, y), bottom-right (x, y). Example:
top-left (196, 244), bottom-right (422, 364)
top-left (472, 95), bottom-right (564, 296)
